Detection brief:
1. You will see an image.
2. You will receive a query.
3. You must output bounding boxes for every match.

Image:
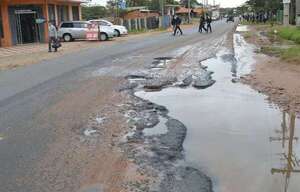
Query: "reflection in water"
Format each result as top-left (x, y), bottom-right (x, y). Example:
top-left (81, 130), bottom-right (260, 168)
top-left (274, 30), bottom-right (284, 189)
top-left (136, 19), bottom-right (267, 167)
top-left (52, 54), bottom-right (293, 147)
top-left (271, 112), bottom-right (300, 192)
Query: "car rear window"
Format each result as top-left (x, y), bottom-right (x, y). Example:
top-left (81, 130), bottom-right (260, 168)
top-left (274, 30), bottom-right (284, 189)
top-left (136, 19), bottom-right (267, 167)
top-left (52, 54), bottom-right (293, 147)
top-left (61, 23), bottom-right (73, 28)
top-left (73, 23), bottom-right (88, 28)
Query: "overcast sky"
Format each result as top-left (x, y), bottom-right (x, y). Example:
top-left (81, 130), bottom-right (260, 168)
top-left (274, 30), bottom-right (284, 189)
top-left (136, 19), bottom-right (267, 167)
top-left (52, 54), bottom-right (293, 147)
top-left (89, 0), bottom-right (247, 8)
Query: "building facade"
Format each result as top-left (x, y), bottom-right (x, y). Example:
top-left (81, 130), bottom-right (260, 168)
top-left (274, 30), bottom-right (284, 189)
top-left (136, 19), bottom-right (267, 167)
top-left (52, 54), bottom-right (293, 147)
top-left (0, 0), bottom-right (82, 47)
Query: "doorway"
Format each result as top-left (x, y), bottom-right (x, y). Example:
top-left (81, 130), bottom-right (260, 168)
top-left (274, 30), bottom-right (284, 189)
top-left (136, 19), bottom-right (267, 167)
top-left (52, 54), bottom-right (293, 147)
top-left (15, 11), bottom-right (40, 44)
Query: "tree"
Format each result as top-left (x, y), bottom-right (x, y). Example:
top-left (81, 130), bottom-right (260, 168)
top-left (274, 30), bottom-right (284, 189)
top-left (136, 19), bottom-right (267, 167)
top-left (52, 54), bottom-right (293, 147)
top-left (180, 0), bottom-right (200, 8)
top-left (245, 0), bottom-right (282, 13)
top-left (81, 5), bottom-right (108, 20)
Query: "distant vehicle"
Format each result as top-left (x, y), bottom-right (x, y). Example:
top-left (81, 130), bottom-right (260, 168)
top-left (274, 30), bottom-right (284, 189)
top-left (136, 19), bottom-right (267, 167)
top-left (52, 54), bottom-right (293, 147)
top-left (89, 19), bottom-right (128, 37)
top-left (212, 10), bottom-right (220, 21)
top-left (227, 16), bottom-right (234, 23)
top-left (58, 21), bottom-right (115, 42)
top-left (212, 16), bottom-right (218, 21)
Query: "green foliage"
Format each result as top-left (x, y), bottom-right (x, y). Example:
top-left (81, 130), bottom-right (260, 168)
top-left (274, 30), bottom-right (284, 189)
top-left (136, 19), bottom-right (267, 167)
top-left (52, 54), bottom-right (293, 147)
top-left (180, 0), bottom-right (200, 8)
top-left (125, 0), bottom-right (179, 11)
top-left (239, 0), bottom-right (282, 13)
top-left (82, 6), bottom-right (108, 20)
top-left (261, 45), bottom-right (300, 63)
top-left (277, 27), bottom-right (300, 44)
top-left (281, 46), bottom-right (300, 61)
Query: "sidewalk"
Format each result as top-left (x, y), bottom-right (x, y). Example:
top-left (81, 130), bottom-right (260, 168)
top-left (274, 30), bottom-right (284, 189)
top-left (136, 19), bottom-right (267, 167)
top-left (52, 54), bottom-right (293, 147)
top-left (0, 44), bottom-right (47, 58)
top-left (0, 41), bottom-right (105, 70)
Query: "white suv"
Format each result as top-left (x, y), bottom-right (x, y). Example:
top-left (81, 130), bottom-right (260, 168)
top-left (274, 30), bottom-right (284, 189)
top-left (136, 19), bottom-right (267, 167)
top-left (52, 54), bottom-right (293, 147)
top-left (58, 21), bottom-right (115, 41)
top-left (89, 19), bottom-right (128, 37)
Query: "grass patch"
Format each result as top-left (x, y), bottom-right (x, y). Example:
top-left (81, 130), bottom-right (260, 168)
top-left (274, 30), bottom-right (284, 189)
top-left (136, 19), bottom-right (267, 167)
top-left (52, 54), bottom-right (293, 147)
top-left (243, 31), bottom-right (253, 39)
top-left (273, 26), bottom-right (300, 44)
top-left (128, 28), bottom-right (148, 34)
top-left (281, 46), bottom-right (300, 62)
top-left (261, 45), bottom-right (300, 63)
top-left (261, 46), bottom-right (283, 57)
top-left (128, 27), bottom-right (167, 34)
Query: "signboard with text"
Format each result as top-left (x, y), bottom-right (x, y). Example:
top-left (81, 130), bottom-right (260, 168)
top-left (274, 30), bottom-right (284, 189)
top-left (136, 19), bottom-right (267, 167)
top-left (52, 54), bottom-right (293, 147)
top-left (86, 24), bottom-right (98, 41)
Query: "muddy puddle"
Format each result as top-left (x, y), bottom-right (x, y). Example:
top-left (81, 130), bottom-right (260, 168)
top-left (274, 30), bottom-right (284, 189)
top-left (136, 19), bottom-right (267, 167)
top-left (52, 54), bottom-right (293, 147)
top-left (135, 34), bottom-right (300, 192)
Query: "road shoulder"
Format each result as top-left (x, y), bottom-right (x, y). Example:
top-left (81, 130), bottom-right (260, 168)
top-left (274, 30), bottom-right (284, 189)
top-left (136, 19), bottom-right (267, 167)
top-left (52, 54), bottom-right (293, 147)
top-left (240, 25), bottom-right (300, 114)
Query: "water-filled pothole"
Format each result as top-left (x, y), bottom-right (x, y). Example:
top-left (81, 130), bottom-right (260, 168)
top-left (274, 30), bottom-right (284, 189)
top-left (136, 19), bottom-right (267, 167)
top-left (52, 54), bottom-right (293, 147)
top-left (135, 34), bottom-right (300, 192)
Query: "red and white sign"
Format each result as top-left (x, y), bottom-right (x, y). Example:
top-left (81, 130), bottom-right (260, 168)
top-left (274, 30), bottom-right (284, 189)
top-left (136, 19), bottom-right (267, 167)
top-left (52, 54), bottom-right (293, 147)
top-left (86, 24), bottom-right (99, 41)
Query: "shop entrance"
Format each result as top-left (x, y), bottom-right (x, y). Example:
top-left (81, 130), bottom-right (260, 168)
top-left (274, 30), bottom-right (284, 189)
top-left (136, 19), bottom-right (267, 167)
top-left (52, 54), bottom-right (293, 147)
top-left (15, 10), bottom-right (40, 44)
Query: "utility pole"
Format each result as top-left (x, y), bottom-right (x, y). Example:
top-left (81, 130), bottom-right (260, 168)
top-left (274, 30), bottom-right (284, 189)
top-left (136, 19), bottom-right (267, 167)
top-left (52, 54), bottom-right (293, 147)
top-left (160, 0), bottom-right (165, 28)
top-left (283, 0), bottom-right (291, 26)
top-left (188, 0), bottom-right (191, 23)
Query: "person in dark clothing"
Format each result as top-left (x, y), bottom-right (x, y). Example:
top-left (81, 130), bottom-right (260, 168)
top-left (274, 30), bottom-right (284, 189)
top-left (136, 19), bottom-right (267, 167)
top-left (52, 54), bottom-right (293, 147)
top-left (173, 16), bottom-right (183, 36)
top-left (171, 15), bottom-right (176, 31)
top-left (206, 16), bottom-right (212, 33)
top-left (198, 16), bottom-right (207, 33)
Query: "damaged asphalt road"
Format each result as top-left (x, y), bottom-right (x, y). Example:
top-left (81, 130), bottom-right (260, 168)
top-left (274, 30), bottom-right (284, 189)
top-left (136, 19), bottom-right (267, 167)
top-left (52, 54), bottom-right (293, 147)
top-left (0, 20), bottom-right (237, 192)
top-left (119, 52), bottom-right (217, 191)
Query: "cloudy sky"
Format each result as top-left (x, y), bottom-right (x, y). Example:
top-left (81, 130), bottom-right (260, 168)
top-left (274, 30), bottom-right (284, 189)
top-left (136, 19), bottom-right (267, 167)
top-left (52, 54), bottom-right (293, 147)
top-left (89, 0), bottom-right (247, 8)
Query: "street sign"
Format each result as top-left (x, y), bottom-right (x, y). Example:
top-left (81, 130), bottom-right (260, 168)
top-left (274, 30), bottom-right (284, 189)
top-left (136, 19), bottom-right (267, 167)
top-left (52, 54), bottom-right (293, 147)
top-left (283, 0), bottom-right (291, 3)
top-left (86, 24), bottom-right (99, 41)
top-left (36, 18), bottom-right (46, 24)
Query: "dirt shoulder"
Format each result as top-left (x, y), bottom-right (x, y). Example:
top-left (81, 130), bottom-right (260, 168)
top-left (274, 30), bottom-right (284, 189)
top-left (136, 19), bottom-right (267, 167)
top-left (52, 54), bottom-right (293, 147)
top-left (239, 25), bottom-right (300, 114)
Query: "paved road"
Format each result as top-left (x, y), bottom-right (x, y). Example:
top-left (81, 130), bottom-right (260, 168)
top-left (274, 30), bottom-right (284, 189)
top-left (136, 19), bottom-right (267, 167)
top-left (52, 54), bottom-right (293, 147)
top-left (0, 20), bottom-right (236, 192)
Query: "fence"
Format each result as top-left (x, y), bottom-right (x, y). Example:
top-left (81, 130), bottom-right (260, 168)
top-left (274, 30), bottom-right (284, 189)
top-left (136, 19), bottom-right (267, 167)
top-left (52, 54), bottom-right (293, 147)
top-left (121, 16), bottom-right (168, 31)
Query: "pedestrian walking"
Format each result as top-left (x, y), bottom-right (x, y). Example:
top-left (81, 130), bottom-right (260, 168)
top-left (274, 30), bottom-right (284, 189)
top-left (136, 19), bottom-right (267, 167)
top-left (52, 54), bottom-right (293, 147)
top-left (48, 21), bottom-right (59, 52)
top-left (173, 16), bottom-right (183, 36)
top-left (171, 15), bottom-right (176, 31)
top-left (198, 16), bottom-right (207, 33)
top-left (206, 16), bottom-right (212, 33)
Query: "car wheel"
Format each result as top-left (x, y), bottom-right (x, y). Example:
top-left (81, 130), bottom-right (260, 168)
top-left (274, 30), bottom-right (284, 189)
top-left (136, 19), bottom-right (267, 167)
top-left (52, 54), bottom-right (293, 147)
top-left (63, 34), bottom-right (72, 42)
top-left (100, 33), bottom-right (108, 41)
top-left (114, 29), bottom-right (121, 37)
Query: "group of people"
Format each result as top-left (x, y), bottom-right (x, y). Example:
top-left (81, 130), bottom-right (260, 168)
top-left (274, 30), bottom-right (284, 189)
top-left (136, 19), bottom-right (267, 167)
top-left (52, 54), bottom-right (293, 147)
top-left (199, 15), bottom-right (212, 33)
top-left (171, 15), bottom-right (213, 36)
top-left (241, 13), bottom-right (271, 24)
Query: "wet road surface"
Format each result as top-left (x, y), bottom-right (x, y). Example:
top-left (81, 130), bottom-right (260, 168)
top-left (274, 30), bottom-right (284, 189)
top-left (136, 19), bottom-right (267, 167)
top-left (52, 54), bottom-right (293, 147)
top-left (136, 31), bottom-right (300, 192)
top-left (0, 20), bottom-right (236, 191)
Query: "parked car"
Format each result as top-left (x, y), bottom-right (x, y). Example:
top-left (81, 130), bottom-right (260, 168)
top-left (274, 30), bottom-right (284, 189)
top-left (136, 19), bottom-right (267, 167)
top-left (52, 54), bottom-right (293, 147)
top-left (58, 21), bottom-right (115, 42)
top-left (89, 19), bottom-right (128, 37)
top-left (227, 16), bottom-right (235, 23)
